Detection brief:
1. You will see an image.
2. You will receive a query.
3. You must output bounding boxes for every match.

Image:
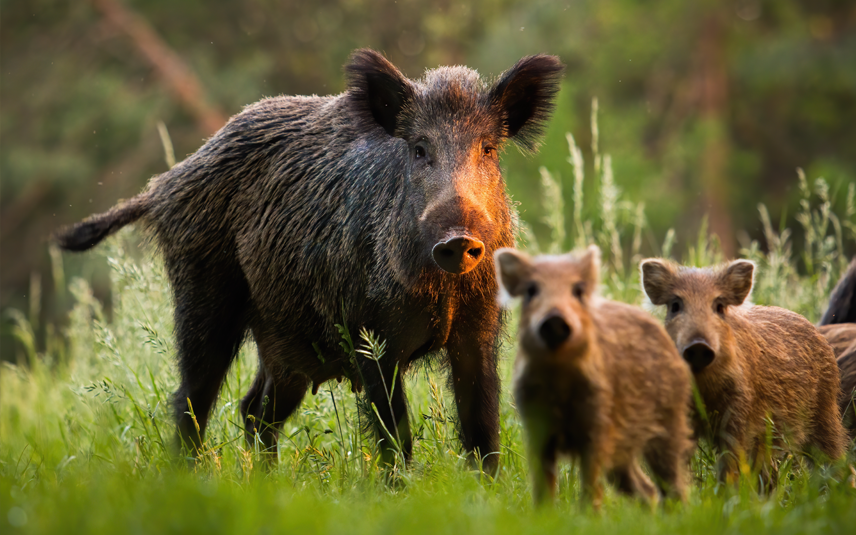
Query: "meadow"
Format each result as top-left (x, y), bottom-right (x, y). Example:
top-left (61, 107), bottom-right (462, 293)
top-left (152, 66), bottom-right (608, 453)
top-left (2, 130), bottom-right (855, 535)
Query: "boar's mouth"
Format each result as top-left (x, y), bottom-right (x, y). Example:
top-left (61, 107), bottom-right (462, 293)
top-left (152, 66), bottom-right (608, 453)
top-left (682, 340), bottom-right (715, 373)
top-left (431, 235), bottom-right (485, 274)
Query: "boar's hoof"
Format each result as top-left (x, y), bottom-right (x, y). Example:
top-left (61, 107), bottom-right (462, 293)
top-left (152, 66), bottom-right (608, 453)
top-left (538, 315), bottom-right (572, 350)
top-left (432, 236), bottom-right (485, 274)
top-left (682, 340), bottom-right (715, 373)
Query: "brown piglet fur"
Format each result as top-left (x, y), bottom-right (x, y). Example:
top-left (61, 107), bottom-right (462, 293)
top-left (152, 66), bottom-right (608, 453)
top-left (641, 258), bottom-right (847, 485)
top-left (497, 246), bottom-right (693, 508)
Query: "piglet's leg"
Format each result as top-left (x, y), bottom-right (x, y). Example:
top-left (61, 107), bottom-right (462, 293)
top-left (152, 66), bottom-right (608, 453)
top-left (446, 304), bottom-right (502, 476)
top-left (581, 447), bottom-right (605, 511)
top-left (525, 429), bottom-right (557, 506)
top-left (712, 407), bottom-right (749, 486)
top-left (716, 446), bottom-right (745, 486)
top-left (609, 461), bottom-right (658, 506)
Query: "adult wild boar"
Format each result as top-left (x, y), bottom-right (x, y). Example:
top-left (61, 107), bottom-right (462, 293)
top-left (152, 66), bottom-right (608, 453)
top-left (55, 49), bottom-right (564, 471)
top-left (641, 258), bottom-right (846, 485)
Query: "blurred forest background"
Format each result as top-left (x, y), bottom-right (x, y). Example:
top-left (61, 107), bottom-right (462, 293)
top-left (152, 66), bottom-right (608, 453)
top-left (1, 0), bottom-right (855, 359)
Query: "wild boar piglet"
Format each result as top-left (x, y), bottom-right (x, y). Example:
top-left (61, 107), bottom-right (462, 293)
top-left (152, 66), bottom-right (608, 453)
top-left (641, 258), bottom-right (846, 485)
top-left (497, 245), bottom-right (693, 507)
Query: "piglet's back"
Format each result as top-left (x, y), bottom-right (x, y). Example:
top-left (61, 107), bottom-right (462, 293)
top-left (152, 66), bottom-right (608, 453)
top-left (729, 304), bottom-right (840, 443)
top-left (732, 305), bottom-right (839, 384)
top-left (593, 299), bottom-right (688, 374)
top-left (591, 299), bottom-right (692, 436)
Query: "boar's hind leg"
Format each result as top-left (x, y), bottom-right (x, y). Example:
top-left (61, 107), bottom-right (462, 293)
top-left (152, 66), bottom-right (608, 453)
top-left (242, 366), bottom-right (308, 457)
top-left (171, 268), bottom-right (251, 456)
top-left (242, 330), bottom-right (311, 456)
top-left (446, 307), bottom-right (502, 476)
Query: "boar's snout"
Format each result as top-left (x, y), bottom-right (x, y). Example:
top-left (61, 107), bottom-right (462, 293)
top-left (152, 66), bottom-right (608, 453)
top-left (432, 236), bottom-right (485, 274)
top-left (538, 314), bottom-right (572, 350)
top-left (681, 339), bottom-right (715, 373)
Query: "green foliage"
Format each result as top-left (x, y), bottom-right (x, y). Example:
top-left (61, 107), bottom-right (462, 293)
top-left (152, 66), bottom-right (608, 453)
top-left (4, 0), bottom-right (856, 362)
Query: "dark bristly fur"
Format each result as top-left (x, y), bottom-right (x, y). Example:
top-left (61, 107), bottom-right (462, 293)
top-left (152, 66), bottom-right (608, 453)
top-left (641, 258), bottom-right (847, 487)
top-left (54, 195), bottom-right (150, 252)
top-left (54, 49), bottom-right (564, 472)
top-left (817, 258), bottom-right (856, 437)
top-left (819, 258), bottom-right (856, 326)
top-left (498, 246), bottom-right (693, 508)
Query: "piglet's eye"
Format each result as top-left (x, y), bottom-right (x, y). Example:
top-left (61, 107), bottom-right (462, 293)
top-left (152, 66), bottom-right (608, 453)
top-left (483, 146), bottom-right (496, 157)
top-left (525, 282), bottom-right (539, 302)
top-left (669, 298), bottom-right (682, 315)
top-left (414, 144), bottom-right (427, 159)
top-left (715, 302), bottom-right (725, 316)
top-left (572, 282), bottom-right (586, 300)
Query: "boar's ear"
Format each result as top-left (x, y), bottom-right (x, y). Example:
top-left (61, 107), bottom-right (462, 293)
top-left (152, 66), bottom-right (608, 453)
top-left (576, 245), bottom-right (601, 296)
top-left (489, 55), bottom-right (564, 152)
top-left (494, 248), bottom-right (533, 305)
top-left (345, 49), bottom-right (414, 137)
top-left (719, 260), bottom-right (755, 306)
top-left (640, 259), bottom-right (675, 305)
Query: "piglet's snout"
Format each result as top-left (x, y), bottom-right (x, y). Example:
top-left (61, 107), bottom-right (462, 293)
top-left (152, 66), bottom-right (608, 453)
top-left (537, 314), bottom-right (572, 350)
top-left (681, 339), bottom-right (715, 373)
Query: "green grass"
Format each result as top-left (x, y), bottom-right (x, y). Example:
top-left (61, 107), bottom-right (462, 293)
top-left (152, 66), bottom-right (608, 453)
top-left (2, 127), bottom-right (855, 534)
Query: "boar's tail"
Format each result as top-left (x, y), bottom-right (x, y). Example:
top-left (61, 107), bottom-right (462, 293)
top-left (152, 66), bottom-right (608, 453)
top-left (820, 258), bottom-right (856, 325)
top-left (53, 193), bottom-right (152, 252)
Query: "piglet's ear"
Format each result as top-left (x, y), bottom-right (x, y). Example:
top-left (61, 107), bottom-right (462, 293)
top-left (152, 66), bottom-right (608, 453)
top-left (494, 248), bottom-right (533, 305)
top-left (719, 260), bottom-right (755, 306)
top-left (640, 259), bottom-right (676, 305)
top-left (576, 245), bottom-right (601, 296)
top-left (345, 49), bottom-right (413, 137)
top-left (489, 54), bottom-right (564, 152)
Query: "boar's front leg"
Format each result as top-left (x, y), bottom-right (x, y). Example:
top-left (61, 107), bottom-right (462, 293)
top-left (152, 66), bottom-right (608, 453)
top-left (360, 355), bottom-right (412, 467)
top-left (446, 303), bottom-right (502, 476)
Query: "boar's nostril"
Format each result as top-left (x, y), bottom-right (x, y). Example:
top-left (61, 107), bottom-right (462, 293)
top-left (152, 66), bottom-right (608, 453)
top-left (682, 341), bottom-right (715, 373)
top-left (538, 315), bottom-right (572, 350)
top-left (432, 236), bottom-right (485, 274)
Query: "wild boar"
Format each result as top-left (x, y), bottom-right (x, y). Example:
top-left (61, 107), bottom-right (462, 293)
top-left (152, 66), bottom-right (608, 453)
top-left (641, 258), bottom-right (846, 484)
top-left (54, 49), bottom-right (564, 472)
top-left (818, 258), bottom-right (856, 436)
top-left (834, 339), bottom-right (856, 436)
top-left (497, 246), bottom-right (693, 507)
top-left (819, 258), bottom-right (856, 327)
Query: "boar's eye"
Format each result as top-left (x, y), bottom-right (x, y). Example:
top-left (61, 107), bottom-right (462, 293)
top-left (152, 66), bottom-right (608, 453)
top-left (572, 282), bottom-right (586, 301)
top-left (669, 297), bottom-right (683, 316)
top-left (414, 141), bottom-right (429, 160)
top-left (715, 301), bottom-right (726, 316)
top-left (483, 145), bottom-right (497, 158)
top-left (524, 282), bottom-right (539, 303)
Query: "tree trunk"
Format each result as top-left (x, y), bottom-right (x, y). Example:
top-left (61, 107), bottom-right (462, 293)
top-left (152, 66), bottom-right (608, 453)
top-left (696, 11), bottom-right (735, 257)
